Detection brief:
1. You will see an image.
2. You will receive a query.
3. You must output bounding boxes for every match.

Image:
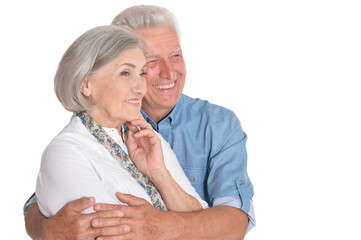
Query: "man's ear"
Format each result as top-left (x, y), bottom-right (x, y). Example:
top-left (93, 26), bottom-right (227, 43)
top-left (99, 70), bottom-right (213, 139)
top-left (81, 77), bottom-right (92, 97)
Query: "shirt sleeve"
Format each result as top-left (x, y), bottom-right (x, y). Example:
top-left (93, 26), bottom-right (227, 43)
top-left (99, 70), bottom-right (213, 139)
top-left (207, 112), bottom-right (255, 231)
top-left (23, 193), bottom-right (37, 214)
top-left (36, 140), bottom-right (122, 217)
top-left (213, 196), bottom-right (256, 233)
top-left (158, 133), bottom-right (209, 209)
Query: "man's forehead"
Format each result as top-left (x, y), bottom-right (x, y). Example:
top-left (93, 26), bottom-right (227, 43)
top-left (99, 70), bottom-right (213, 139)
top-left (145, 47), bottom-right (182, 58)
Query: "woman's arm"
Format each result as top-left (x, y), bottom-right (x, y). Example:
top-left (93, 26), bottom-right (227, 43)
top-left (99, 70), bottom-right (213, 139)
top-left (125, 119), bottom-right (206, 212)
top-left (36, 142), bottom-right (120, 217)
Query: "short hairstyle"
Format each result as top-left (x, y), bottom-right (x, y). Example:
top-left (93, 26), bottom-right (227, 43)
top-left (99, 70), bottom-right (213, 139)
top-left (54, 25), bottom-right (145, 112)
top-left (111, 5), bottom-right (181, 40)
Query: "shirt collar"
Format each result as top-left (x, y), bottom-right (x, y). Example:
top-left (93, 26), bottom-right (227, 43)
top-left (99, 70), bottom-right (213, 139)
top-left (141, 94), bottom-right (184, 131)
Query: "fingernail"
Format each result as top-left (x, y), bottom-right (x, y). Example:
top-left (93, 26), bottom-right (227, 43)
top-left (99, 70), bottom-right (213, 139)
top-left (94, 205), bottom-right (101, 210)
top-left (92, 219), bottom-right (98, 226)
top-left (89, 197), bottom-right (95, 203)
top-left (124, 225), bottom-right (131, 232)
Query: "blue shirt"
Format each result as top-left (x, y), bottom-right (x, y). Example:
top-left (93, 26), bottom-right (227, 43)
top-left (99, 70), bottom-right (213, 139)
top-left (142, 94), bottom-right (255, 231)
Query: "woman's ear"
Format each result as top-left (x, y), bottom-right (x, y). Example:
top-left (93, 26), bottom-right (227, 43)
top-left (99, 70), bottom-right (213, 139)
top-left (81, 77), bottom-right (92, 97)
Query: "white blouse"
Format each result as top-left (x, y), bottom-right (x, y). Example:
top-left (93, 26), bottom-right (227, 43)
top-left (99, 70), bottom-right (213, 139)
top-left (36, 115), bottom-right (208, 217)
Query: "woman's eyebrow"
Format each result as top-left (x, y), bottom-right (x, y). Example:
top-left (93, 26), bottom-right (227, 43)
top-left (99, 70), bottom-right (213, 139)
top-left (119, 63), bottom-right (136, 68)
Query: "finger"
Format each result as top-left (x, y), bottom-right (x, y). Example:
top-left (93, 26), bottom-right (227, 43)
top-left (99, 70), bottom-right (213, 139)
top-left (89, 208), bottom-right (125, 219)
top-left (91, 216), bottom-right (126, 228)
top-left (115, 193), bottom-right (148, 207)
top-left (133, 128), bottom-right (158, 140)
top-left (125, 122), bottom-right (141, 133)
top-left (93, 222), bottom-right (131, 235)
top-left (129, 119), bottom-right (152, 130)
top-left (62, 196), bottom-right (96, 212)
top-left (97, 232), bottom-right (134, 240)
top-left (94, 203), bottom-right (128, 212)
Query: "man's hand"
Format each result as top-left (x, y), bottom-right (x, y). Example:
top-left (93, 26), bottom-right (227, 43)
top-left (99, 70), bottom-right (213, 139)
top-left (25, 197), bottom-right (129, 240)
top-left (92, 193), bottom-right (248, 240)
top-left (93, 193), bottom-right (178, 240)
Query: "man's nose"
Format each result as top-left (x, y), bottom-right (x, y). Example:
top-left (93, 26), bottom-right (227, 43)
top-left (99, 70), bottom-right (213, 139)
top-left (159, 60), bottom-right (176, 80)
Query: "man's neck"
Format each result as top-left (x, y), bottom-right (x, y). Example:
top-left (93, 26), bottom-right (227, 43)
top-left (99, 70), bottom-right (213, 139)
top-left (142, 106), bottom-right (173, 124)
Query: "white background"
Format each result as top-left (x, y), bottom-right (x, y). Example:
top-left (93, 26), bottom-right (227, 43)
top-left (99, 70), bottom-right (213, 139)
top-left (1, 0), bottom-right (360, 239)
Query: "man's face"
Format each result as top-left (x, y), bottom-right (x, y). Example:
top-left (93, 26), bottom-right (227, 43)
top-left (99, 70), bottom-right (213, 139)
top-left (138, 27), bottom-right (186, 119)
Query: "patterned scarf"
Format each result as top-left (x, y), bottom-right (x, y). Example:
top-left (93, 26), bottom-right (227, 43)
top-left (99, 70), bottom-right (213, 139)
top-left (76, 111), bottom-right (167, 211)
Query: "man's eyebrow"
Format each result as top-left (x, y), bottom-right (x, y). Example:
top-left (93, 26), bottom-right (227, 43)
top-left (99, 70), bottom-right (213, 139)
top-left (145, 48), bottom-right (182, 59)
top-left (145, 54), bottom-right (158, 59)
top-left (171, 48), bottom-right (182, 54)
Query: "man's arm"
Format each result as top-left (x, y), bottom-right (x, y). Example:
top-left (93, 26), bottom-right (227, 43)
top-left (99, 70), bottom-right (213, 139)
top-left (25, 203), bottom-right (47, 240)
top-left (93, 193), bottom-right (248, 240)
top-left (24, 198), bottom-right (129, 240)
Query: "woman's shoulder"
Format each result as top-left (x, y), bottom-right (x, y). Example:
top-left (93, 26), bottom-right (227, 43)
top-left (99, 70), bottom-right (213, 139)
top-left (43, 115), bottom-right (101, 161)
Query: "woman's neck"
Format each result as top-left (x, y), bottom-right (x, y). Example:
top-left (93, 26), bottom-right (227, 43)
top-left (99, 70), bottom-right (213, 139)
top-left (86, 109), bottom-right (124, 133)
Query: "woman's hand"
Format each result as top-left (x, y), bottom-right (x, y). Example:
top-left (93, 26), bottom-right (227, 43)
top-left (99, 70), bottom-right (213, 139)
top-left (125, 119), bottom-right (166, 181)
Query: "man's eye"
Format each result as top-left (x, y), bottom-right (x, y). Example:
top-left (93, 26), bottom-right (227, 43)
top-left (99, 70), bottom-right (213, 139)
top-left (147, 59), bottom-right (158, 65)
top-left (140, 71), bottom-right (147, 77)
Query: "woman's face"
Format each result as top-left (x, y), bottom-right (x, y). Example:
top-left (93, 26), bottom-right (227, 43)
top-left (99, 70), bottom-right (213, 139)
top-left (81, 48), bottom-right (147, 128)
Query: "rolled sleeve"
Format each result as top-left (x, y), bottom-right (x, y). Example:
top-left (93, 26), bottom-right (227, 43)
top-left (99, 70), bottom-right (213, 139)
top-left (207, 112), bottom-right (255, 232)
top-left (213, 196), bottom-right (256, 233)
top-left (207, 125), bottom-right (253, 202)
top-left (23, 193), bottom-right (37, 214)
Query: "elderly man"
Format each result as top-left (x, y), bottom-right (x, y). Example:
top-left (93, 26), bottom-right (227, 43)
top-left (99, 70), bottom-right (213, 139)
top-left (25, 5), bottom-right (255, 240)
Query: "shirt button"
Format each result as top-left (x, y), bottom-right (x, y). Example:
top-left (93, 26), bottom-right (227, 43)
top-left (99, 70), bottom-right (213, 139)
top-left (238, 180), bottom-right (243, 185)
top-left (190, 176), bottom-right (195, 181)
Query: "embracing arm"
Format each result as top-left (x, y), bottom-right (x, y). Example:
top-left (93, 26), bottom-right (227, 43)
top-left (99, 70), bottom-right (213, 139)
top-left (24, 196), bottom-right (126, 240)
top-left (25, 203), bottom-right (46, 240)
top-left (168, 204), bottom-right (248, 240)
top-left (93, 193), bottom-right (247, 240)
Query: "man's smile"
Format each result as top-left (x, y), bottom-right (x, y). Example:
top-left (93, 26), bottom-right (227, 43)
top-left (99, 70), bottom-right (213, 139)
top-left (152, 81), bottom-right (176, 90)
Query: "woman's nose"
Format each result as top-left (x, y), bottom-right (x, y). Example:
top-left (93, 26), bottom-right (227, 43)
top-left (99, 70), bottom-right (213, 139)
top-left (133, 76), bottom-right (147, 96)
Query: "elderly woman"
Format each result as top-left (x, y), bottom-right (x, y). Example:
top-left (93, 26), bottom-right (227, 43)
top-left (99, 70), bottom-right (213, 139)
top-left (35, 25), bottom-right (207, 217)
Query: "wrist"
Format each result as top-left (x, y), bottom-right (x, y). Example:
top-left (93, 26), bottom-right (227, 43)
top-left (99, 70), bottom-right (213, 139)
top-left (148, 168), bottom-right (171, 188)
top-left (160, 210), bottom-right (185, 240)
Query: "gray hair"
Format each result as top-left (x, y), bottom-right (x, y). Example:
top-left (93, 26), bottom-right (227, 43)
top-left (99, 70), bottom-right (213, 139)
top-left (54, 25), bottom-right (145, 112)
top-left (111, 5), bottom-right (181, 40)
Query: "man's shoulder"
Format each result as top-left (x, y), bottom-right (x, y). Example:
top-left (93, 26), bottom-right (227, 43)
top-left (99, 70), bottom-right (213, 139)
top-left (181, 94), bottom-right (238, 120)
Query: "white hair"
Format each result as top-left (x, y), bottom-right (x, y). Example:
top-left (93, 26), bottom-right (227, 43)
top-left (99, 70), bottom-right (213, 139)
top-left (54, 25), bottom-right (145, 112)
top-left (111, 5), bottom-right (181, 40)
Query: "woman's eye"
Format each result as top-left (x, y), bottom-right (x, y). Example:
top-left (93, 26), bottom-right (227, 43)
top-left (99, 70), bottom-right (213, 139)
top-left (121, 71), bottom-right (130, 77)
